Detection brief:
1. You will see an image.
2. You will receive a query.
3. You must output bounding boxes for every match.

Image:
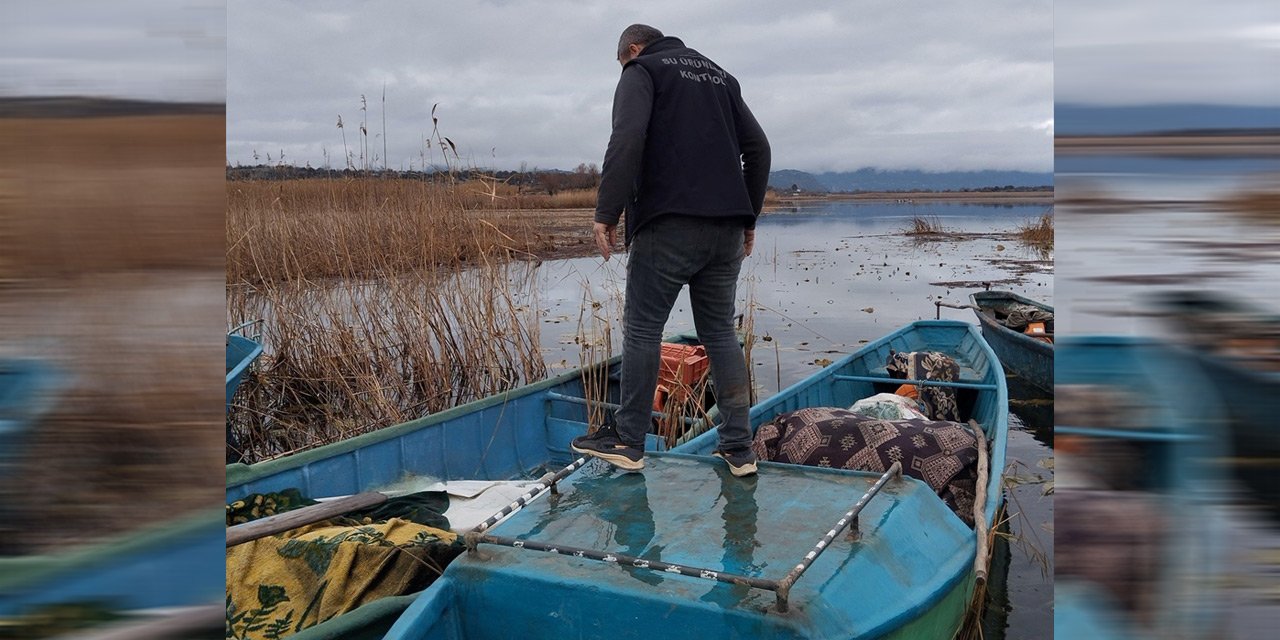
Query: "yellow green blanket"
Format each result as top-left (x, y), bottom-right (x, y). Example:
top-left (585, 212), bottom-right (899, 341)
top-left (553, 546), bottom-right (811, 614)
top-left (226, 492), bottom-right (461, 640)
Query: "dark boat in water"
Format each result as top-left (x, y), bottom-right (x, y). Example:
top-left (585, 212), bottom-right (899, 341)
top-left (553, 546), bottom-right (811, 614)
top-left (1152, 290), bottom-right (1280, 508)
top-left (969, 290), bottom-right (1053, 393)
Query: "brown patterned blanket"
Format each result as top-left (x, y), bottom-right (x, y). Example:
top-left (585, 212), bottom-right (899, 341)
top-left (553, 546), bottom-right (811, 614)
top-left (885, 350), bottom-right (960, 422)
top-left (752, 407), bottom-right (981, 526)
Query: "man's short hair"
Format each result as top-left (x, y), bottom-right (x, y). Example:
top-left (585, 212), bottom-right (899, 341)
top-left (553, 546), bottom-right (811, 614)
top-left (617, 24), bottom-right (663, 60)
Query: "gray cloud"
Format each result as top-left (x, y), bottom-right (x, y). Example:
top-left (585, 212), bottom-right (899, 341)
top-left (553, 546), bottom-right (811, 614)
top-left (2, 1), bottom-right (226, 102)
top-left (1056, 0), bottom-right (1280, 106)
top-left (226, 0), bottom-right (1052, 172)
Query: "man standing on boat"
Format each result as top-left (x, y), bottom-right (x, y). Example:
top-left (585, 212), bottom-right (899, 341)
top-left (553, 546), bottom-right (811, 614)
top-left (572, 24), bottom-right (771, 477)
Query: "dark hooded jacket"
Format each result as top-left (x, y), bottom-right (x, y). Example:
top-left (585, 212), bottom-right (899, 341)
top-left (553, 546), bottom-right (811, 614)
top-left (595, 36), bottom-right (771, 244)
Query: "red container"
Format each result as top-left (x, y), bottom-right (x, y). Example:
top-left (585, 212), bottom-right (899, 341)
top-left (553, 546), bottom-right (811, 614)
top-left (658, 343), bottom-right (710, 389)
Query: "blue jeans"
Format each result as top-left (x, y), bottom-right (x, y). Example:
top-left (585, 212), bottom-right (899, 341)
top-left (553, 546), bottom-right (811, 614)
top-left (616, 215), bottom-right (753, 452)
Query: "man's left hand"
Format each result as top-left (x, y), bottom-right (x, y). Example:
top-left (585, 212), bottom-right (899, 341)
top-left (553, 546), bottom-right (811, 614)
top-left (594, 222), bottom-right (618, 260)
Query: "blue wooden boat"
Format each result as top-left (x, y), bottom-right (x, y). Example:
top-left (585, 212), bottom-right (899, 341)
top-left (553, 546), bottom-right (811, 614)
top-left (227, 327), bottom-right (265, 464)
top-left (1054, 336), bottom-right (1226, 639)
top-left (225, 334), bottom-right (719, 640)
top-left (0, 511), bottom-right (225, 617)
top-left (384, 320), bottom-right (1008, 640)
top-left (2, 360), bottom-right (222, 630)
top-left (226, 332), bottom-right (264, 411)
top-left (969, 290), bottom-right (1053, 393)
top-left (0, 359), bottom-right (60, 466)
top-left (1152, 290), bottom-right (1280, 504)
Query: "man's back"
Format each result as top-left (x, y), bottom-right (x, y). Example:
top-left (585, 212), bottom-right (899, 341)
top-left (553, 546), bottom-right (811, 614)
top-left (595, 35), bottom-right (770, 243)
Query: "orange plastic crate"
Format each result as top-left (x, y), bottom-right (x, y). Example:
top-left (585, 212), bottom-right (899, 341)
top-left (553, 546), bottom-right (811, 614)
top-left (658, 343), bottom-right (709, 388)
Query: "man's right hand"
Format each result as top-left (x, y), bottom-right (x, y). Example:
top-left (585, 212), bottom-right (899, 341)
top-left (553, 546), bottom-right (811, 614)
top-left (743, 228), bottom-right (755, 257)
top-left (594, 222), bottom-right (618, 261)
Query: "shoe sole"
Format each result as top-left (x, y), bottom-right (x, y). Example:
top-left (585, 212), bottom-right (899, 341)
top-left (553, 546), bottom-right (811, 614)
top-left (572, 444), bottom-right (644, 471)
top-left (714, 452), bottom-right (758, 477)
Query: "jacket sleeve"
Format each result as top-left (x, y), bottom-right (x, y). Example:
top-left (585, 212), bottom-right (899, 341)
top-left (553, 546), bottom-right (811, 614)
top-left (595, 64), bottom-right (654, 225)
top-left (734, 96), bottom-right (771, 226)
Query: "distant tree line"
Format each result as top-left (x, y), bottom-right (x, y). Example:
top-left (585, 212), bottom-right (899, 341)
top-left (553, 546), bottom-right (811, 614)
top-left (225, 163), bottom-right (601, 195)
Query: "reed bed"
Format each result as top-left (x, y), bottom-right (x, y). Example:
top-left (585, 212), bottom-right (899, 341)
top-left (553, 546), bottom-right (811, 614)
top-left (1222, 185), bottom-right (1280, 224)
top-left (464, 180), bottom-right (599, 210)
top-left (903, 215), bottom-right (947, 236)
top-left (227, 257), bottom-right (546, 463)
top-left (1016, 211), bottom-right (1054, 251)
top-left (227, 175), bottom-right (557, 463)
top-left (226, 177), bottom-right (555, 285)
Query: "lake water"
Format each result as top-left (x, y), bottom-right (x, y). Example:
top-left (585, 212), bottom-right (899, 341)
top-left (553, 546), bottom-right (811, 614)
top-left (526, 200), bottom-right (1055, 639)
top-left (1058, 154), bottom-right (1280, 637)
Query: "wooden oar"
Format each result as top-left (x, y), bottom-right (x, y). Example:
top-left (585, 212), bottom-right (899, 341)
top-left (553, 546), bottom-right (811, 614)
top-left (969, 419), bottom-right (991, 586)
top-left (226, 492), bottom-right (387, 547)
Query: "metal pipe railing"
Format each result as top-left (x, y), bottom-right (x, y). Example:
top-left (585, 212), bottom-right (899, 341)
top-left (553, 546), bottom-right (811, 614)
top-left (833, 374), bottom-right (997, 391)
top-left (771, 461), bottom-right (902, 612)
top-left (465, 460), bottom-right (904, 613)
top-left (468, 456), bottom-right (589, 533)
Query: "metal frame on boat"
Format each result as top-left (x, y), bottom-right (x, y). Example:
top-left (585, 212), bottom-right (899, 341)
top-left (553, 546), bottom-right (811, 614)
top-left (383, 320), bottom-right (1008, 640)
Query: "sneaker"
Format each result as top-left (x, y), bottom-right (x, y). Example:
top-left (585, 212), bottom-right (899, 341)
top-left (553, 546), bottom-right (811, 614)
top-left (713, 448), bottom-right (758, 477)
top-left (571, 426), bottom-right (644, 471)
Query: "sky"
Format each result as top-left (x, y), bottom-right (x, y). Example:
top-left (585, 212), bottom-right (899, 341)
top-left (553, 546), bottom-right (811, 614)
top-left (9, 2), bottom-right (1273, 173)
top-left (1056, 0), bottom-right (1280, 106)
top-left (1, 1), bottom-right (226, 103)
top-left (222, 0), bottom-right (1054, 173)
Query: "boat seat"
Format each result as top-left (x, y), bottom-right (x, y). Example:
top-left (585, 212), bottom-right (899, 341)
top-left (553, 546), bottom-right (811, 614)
top-left (865, 365), bottom-right (987, 386)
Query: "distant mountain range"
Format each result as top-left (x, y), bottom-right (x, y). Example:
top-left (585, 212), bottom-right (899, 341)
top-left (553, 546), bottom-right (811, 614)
top-left (768, 168), bottom-right (1053, 193)
top-left (1056, 103), bottom-right (1280, 136)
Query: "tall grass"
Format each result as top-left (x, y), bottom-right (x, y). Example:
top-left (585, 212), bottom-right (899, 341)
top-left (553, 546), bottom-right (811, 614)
top-left (903, 215), bottom-right (946, 236)
top-left (1223, 186), bottom-right (1280, 223)
top-left (226, 176), bottom-right (554, 462)
top-left (1016, 211), bottom-right (1054, 251)
top-left (227, 178), bottom-right (547, 285)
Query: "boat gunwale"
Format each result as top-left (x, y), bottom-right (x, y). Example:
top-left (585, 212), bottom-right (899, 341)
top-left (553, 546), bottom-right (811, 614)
top-left (1150, 291), bottom-right (1280, 383)
top-left (968, 290), bottom-right (1054, 354)
top-left (225, 332), bottom-right (708, 489)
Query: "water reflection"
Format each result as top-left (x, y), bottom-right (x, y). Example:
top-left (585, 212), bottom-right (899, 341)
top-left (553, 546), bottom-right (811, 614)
top-left (1057, 153), bottom-right (1280, 638)
top-left (526, 200), bottom-right (1055, 639)
top-left (700, 464), bottom-right (762, 608)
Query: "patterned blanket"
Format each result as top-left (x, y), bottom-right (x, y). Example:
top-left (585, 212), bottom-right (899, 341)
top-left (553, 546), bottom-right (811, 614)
top-left (226, 490), bottom-right (459, 640)
top-left (885, 350), bottom-right (961, 422)
top-left (752, 407), bottom-right (981, 526)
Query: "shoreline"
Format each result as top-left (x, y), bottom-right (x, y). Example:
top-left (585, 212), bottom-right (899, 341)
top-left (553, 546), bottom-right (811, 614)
top-left (1056, 134), bottom-right (1280, 157)
top-left (817, 190), bottom-right (1052, 204)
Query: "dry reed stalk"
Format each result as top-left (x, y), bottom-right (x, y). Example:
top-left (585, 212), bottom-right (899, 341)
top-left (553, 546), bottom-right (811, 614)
top-left (226, 254), bottom-right (546, 463)
top-left (1016, 211), bottom-right (1054, 251)
top-left (226, 177), bottom-right (546, 286)
top-left (654, 371), bottom-right (714, 448)
top-left (903, 215), bottom-right (946, 236)
top-left (577, 300), bottom-right (608, 433)
top-left (739, 283), bottom-right (759, 405)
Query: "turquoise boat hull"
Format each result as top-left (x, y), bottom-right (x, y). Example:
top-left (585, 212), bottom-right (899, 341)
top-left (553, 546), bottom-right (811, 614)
top-left (1153, 290), bottom-right (1280, 505)
top-left (385, 320), bottom-right (1008, 640)
top-left (2, 361), bottom-right (222, 618)
top-left (1054, 336), bottom-right (1226, 639)
top-left (225, 333), bottom-right (263, 410)
top-left (225, 335), bottom-right (715, 639)
top-left (0, 359), bottom-right (60, 465)
top-left (970, 290), bottom-right (1053, 393)
top-left (0, 511), bottom-right (225, 617)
